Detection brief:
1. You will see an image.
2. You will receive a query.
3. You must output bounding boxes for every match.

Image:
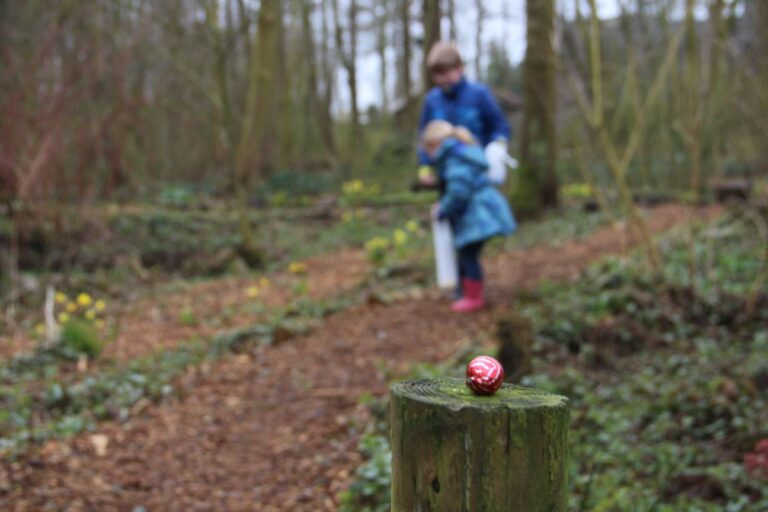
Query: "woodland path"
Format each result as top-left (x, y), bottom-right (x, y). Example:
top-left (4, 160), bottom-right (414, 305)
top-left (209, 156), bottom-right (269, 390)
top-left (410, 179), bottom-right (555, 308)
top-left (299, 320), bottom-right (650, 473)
top-left (1, 204), bottom-right (716, 512)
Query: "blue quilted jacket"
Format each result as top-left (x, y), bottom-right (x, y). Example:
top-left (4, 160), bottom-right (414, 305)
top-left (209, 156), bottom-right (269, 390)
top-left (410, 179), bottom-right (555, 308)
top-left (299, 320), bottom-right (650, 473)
top-left (418, 77), bottom-right (510, 165)
top-left (433, 138), bottom-right (517, 248)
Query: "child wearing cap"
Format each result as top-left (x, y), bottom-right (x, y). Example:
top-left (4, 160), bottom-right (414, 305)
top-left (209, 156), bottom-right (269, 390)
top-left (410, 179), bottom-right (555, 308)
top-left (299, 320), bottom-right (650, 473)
top-left (423, 120), bottom-right (516, 313)
top-left (417, 42), bottom-right (512, 188)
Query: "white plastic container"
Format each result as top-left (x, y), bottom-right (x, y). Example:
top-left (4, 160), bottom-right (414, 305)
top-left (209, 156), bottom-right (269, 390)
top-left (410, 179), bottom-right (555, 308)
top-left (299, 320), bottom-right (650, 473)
top-left (431, 219), bottom-right (458, 289)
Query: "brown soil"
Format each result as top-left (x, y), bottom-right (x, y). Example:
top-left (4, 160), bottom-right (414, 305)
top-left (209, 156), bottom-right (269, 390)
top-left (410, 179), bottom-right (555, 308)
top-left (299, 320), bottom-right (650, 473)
top-left (0, 204), bottom-right (719, 511)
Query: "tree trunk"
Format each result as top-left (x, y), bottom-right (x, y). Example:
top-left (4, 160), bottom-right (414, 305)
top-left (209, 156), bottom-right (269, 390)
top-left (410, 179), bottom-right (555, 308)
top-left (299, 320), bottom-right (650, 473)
top-left (348, 0), bottom-right (360, 138)
top-left (422, 0), bottom-right (441, 90)
top-left (754, 0), bottom-right (768, 67)
top-left (276, 0), bottom-right (293, 167)
top-left (391, 378), bottom-right (569, 511)
top-left (447, 0), bottom-right (457, 41)
top-left (233, 0), bottom-right (281, 267)
top-left (474, 0), bottom-right (485, 78)
top-left (318, 0), bottom-right (337, 159)
top-left (204, 0), bottom-right (237, 161)
top-left (519, 0), bottom-right (558, 214)
top-left (331, 0), bottom-right (362, 155)
top-left (376, 0), bottom-right (390, 114)
top-left (399, 0), bottom-right (412, 102)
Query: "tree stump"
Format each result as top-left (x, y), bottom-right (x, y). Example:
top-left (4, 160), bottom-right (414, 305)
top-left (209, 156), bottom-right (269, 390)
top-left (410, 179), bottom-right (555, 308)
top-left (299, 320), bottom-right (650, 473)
top-left (391, 378), bottom-right (569, 512)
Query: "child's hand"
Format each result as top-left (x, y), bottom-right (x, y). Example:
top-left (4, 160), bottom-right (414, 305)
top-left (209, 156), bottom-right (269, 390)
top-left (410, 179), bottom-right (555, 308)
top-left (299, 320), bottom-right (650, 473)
top-left (430, 203), bottom-right (441, 221)
top-left (418, 165), bottom-right (436, 186)
top-left (420, 175), bottom-right (436, 186)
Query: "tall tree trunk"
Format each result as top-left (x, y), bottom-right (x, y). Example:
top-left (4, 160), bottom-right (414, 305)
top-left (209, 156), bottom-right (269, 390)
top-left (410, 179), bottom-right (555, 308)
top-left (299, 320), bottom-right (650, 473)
top-left (204, 0), bottom-right (236, 162)
top-left (474, 0), bottom-right (485, 78)
top-left (754, 0), bottom-right (768, 64)
top-left (519, 0), bottom-right (558, 212)
top-left (348, 0), bottom-right (360, 137)
top-left (331, 0), bottom-right (362, 155)
top-left (422, 0), bottom-right (441, 90)
top-left (233, 0), bottom-right (280, 267)
top-left (751, 0), bottom-right (768, 163)
top-left (236, 0), bottom-right (252, 57)
top-left (399, 0), bottom-right (412, 102)
top-left (683, 0), bottom-right (702, 200)
top-left (276, 0), bottom-right (293, 167)
top-left (376, 0), bottom-right (390, 114)
top-left (447, 0), bottom-right (457, 41)
top-left (301, 0), bottom-right (335, 162)
top-left (318, 0), bottom-right (337, 159)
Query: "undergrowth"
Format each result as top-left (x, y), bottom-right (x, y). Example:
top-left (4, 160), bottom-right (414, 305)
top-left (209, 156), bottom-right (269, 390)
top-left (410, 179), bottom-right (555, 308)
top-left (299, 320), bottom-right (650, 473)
top-left (343, 211), bottom-right (768, 511)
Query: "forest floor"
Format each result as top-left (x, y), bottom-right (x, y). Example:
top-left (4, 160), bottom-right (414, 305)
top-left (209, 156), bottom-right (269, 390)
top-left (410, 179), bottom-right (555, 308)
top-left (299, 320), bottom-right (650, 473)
top-left (0, 204), bottom-right (720, 511)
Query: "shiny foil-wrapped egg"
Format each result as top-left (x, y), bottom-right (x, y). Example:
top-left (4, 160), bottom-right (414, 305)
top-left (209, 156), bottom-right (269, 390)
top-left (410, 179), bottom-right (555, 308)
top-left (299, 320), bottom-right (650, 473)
top-left (465, 356), bottom-right (505, 395)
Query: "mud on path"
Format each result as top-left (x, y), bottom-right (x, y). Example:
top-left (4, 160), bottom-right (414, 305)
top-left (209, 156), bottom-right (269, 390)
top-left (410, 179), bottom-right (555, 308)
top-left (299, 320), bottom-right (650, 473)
top-left (1, 205), bottom-right (717, 511)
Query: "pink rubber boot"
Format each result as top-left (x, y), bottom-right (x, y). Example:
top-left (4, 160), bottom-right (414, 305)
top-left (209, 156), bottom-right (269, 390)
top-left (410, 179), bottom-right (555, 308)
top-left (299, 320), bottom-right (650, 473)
top-left (451, 278), bottom-right (485, 313)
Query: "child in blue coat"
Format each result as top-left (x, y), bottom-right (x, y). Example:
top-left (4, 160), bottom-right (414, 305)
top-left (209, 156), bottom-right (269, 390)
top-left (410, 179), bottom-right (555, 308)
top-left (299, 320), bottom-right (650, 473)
top-left (423, 120), bottom-right (517, 313)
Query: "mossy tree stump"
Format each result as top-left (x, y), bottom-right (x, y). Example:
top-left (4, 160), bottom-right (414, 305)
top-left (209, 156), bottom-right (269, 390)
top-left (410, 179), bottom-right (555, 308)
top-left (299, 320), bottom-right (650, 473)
top-left (391, 378), bottom-right (569, 511)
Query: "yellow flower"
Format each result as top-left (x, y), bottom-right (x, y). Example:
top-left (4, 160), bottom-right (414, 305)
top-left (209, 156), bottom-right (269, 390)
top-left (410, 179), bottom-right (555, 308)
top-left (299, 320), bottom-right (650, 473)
top-left (94, 299), bottom-right (106, 312)
top-left (259, 277), bottom-right (271, 288)
top-left (76, 293), bottom-right (92, 307)
top-left (66, 302), bottom-right (78, 313)
top-left (342, 179), bottom-right (363, 195)
top-left (34, 323), bottom-right (46, 337)
top-left (246, 286), bottom-right (260, 299)
top-left (85, 309), bottom-right (97, 321)
top-left (393, 229), bottom-right (408, 246)
top-left (365, 237), bottom-right (390, 252)
top-left (54, 292), bottom-right (68, 304)
top-left (288, 262), bottom-right (307, 275)
top-left (95, 319), bottom-right (106, 329)
top-left (405, 220), bottom-right (419, 233)
top-left (57, 312), bottom-right (70, 324)
top-left (561, 183), bottom-right (593, 199)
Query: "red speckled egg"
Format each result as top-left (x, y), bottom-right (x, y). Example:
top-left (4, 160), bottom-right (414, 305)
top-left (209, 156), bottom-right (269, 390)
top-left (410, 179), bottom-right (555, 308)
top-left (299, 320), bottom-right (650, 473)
top-left (466, 356), bottom-right (505, 395)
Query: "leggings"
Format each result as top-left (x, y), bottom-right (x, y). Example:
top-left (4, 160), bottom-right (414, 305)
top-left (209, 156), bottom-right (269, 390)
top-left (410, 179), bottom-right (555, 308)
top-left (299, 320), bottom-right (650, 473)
top-left (458, 241), bottom-right (486, 281)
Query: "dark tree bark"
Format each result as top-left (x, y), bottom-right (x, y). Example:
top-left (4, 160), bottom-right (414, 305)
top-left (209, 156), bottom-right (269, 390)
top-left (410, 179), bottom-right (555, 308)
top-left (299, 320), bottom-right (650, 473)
top-left (331, 0), bottom-right (362, 152)
top-left (519, 0), bottom-right (558, 213)
top-left (398, 0), bottom-right (413, 101)
top-left (233, 0), bottom-right (282, 266)
top-left (422, 0), bottom-right (441, 90)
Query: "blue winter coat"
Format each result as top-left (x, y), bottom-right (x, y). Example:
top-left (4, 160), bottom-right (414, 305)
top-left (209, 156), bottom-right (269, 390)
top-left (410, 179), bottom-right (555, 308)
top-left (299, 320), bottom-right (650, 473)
top-left (433, 138), bottom-right (517, 248)
top-left (418, 77), bottom-right (510, 165)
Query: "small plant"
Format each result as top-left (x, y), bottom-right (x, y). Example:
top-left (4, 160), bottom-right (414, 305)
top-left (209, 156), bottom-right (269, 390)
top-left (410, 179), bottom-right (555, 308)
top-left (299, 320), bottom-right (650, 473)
top-left (340, 434), bottom-right (392, 512)
top-left (341, 208), bottom-right (368, 224)
top-left (405, 220), bottom-right (420, 233)
top-left (178, 308), bottom-right (198, 327)
top-left (45, 291), bottom-right (110, 357)
top-left (392, 229), bottom-right (409, 259)
top-left (365, 237), bottom-right (390, 267)
top-left (245, 277), bottom-right (271, 299)
top-left (60, 318), bottom-right (104, 358)
top-left (341, 179), bottom-right (381, 205)
top-left (268, 190), bottom-right (290, 207)
top-left (561, 183), bottom-right (593, 199)
top-left (288, 261), bottom-right (308, 275)
top-left (292, 279), bottom-right (309, 297)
